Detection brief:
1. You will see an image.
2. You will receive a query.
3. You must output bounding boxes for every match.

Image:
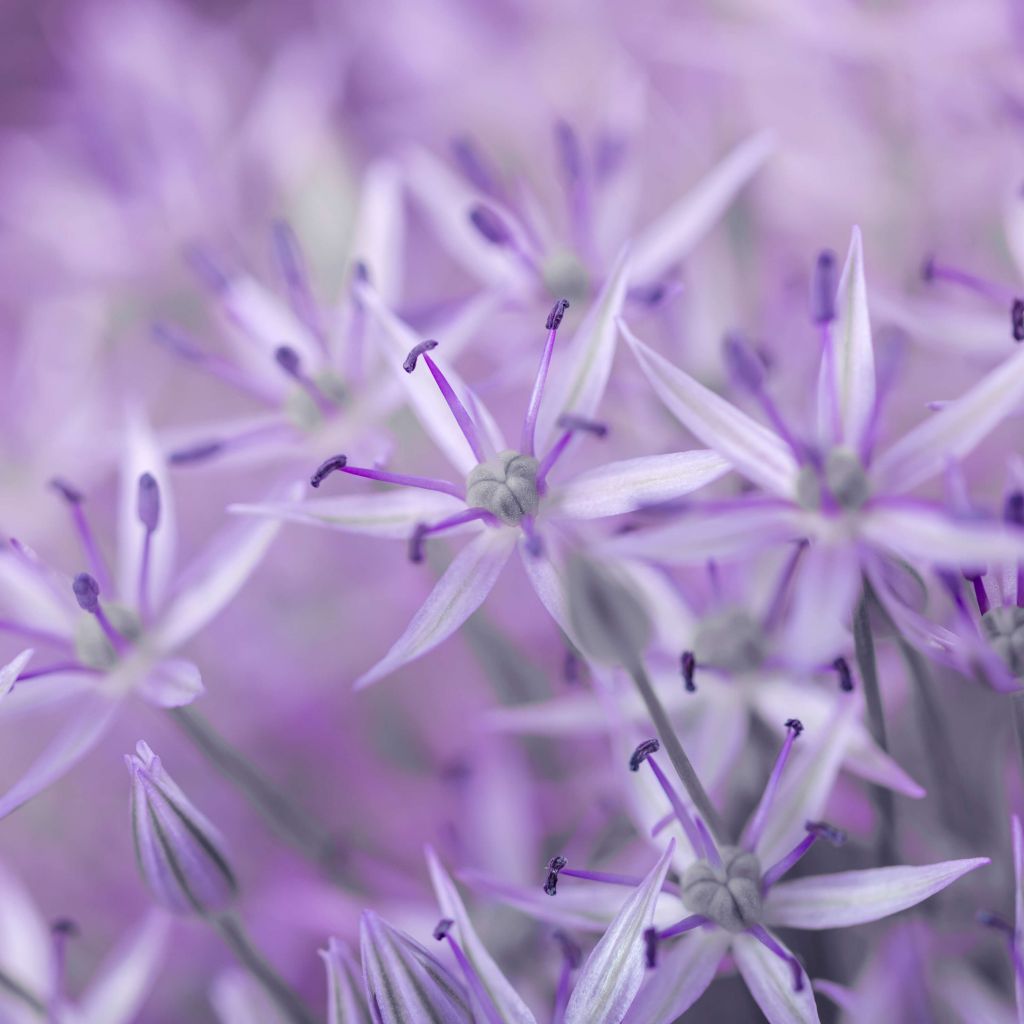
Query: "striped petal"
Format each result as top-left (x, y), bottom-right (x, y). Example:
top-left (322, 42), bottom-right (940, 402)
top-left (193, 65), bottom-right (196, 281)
top-left (733, 932), bottom-right (819, 1024)
top-left (320, 937), bottom-right (373, 1024)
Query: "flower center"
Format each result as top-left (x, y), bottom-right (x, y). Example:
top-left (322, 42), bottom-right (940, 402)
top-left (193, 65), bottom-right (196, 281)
top-left (681, 847), bottom-right (763, 932)
top-left (795, 446), bottom-right (871, 512)
top-left (981, 606), bottom-right (1024, 677)
top-left (692, 608), bottom-right (766, 673)
top-left (74, 604), bottom-right (142, 669)
top-left (541, 249), bottom-right (590, 303)
top-left (466, 450), bottom-right (540, 527)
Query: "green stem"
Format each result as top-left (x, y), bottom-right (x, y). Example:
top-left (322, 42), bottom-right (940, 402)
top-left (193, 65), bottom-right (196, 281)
top-left (852, 586), bottom-right (897, 862)
top-left (628, 660), bottom-right (727, 844)
top-left (170, 707), bottom-right (351, 887)
top-left (213, 915), bottom-right (318, 1024)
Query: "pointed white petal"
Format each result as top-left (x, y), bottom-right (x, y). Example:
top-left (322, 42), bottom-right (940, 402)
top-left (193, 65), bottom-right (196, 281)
top-left (778, 543), bottom-right (861, 669)
top-left (320, 937), bottom-right (373, 1024)
top-left (351, 159), bottom-right (404, 307)
top-left (535, 251), bottom-right (631, 451)
top-left (565, 841), bottom-right (675, 1024)
top-left (622, 928), bottom-right (729, 1024)
top-left (550, 451), bottom-right (730, 520)
top-left (79, 913), bottom-right (169, 1024)
top-left (360, 911), bottom-right (473, 1024)
top-left (426, 848), bottom-right (537, 1024)
top-left (630, 131), bottom-right (773, 284)
top-left (0, 859), bottom-right (52, 995)
top-left (519, 529), bottom-right (577, 643)
top-left (860, 501), bottom-right (1024, 569)
top-left (601, 501), bottom-right (802, 565)
top-left (0, 650), bottom-right (33, 699)
top-left (118, 411), bottom-right (176, 610)
top-left (230, 490), bottom-right (469, 539)
top-left (620, 321), bottom-right (799, 496)
top-left (153, 489), bottom-right (296, 652)
top-left (354, 528), bottom-right (516, 689)
top-left (764, 858), bottom-right (989, 930)
top-left (819, 227), bottom-right (875, 451)
top-left (873, 343), bottom-right (1024, 493)
top-left (733, 932), bottom-right (819, 1024)
top-left (0, 692), bottom-right (119, 819)
top-left (137, 659), bottom-right (204, 709)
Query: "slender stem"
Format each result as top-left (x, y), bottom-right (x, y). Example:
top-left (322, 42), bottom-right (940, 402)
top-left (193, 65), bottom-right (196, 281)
top-left (213, 916), bottom-right (318, 1024)
top-left (170, 707), bottom-right (352, 888)
top-left (627, 661), bottom-right (727, 844)
top-left (853, 583), bottom-right (897, 863)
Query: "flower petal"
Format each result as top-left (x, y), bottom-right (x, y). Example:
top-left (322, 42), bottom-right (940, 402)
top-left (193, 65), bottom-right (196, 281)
top-left (549, 450), bottom-right (731, 520)
top-left (360, 911), bottom-right (473, 1024)
top-left (230, 490), bottom-right (469, 539)
top-left (565, 841), bottom-right (675, 1024)
top-left (872, 343), bottom-right (1024, 493)
top-left (620, 321), bottom-right (799, 496)
top-left (354, 528), bottom-right (516, 689)
top-left (860, 500), bottom-right (1024, 570)
top-left (79, 913), bottom-right (170, 1024)
top-left (211, 969), bottom-right (290, 1024)
top-left (763, 858), bottom-right (989, 929)
top-left (630, 131), bottom-right (773, 285)
top-left (0, 649), bottom-right (33, 699)
top-left (137, 658), bottom-right (204, 709)
top-left (0, 859), bottom-right (52, 996)
top-left (621, 928), bottom-right (730, 1024)
top-left (535, 250), bottom-right (631, 451)
top-left (350, 159), bottom-right (405, 307)
top-left (733, 931), bottom-right (819, 1024)
top-left (426, 848), bottom-right (537, 1024)
top-left (819, 226), bottom-right (875, 452)
top-left (320, 937), bottom-right (373, 1024)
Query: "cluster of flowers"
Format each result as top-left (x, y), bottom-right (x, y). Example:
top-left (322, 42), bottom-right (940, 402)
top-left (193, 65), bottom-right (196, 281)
top-left (5, 2), bottom-right (1024, 1023)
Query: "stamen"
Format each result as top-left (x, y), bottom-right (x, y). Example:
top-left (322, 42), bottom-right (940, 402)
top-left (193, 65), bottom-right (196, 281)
top-left (408, 509), bottom-right (493, 563)
top-left (433, 919), bottom-right (504, 1024)
top-left (552, 930), bottom-right (580, 1023)
top-left (922, 256), bottom-right (1017, 304)
top-left (966, 572), bottom-right (990, 616)
top-left (520, 298), bottom-right (571, 457)
top-left (555, 120), bottom-right (584, 182)
top-left (309, 454), bottom-right (463, 499)
top-left (187, 245), bottom-right (231, 294)
top-left (152, 323), bottom-right (266, 400)
top-left (680, 650), bottom-right (697, 692)
top-left (1013, 299), bottom-right (1024, 342)
top-left (536, 413), bottom-right (607, 490)
top-left (743, 720), bottom-right (803, 851)
top-left (404, 342), bottom-right (486, 463)
top-left (136, 473), bottom-right (160, 621)
top-left (49, 918), bottom-right (78, 1020)
top-left (763, 540), bottom-right (808, 630)
top-left (554, 121), bottom-right (591, 256)
top-left (630, 740), bottom-right (707, 860)
top-left (271, 221), bottom-right (326, 350)
top-left (170, 421), bottom-right (297, 466)
top-left (520, 516), bottom-right (543, 557)
top-left (49, 479), bottom-right (112, 594)
top-left (451, 137), bottom-right (501, 196)
top-left (14, 661), bottom-right (97, 683)
top-left (275, 346), bottom-right (335, 415)
top-left (469, 204), bottom-right (514, 246)
top-left (811, 251), bottom-right (837, 325)
top-left (644, 913), bottom-right (709, 967)
top-left (72, 573), bottom-right (126, 653)
top-left (748, 925), bottom-right (804, 993)
top-left (169, 441), bottom-right (224, 465)
top-left (544, 855), bottom-right (568, 896)
top-left (832, 656), bottom-right (854, 692)
top-left (761, 820), bottom-right (847, 889)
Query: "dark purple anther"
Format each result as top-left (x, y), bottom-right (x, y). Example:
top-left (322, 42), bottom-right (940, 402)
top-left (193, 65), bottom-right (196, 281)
top-left (403, 339), bottom-right (439, 374)
top-left (137, 473), bottom-right (160, 532)
top-left (544, 855), bottom-right (568, 896)
top-left (408, 524), bottom-right (428, 564)
top-left (546, 297), bottom-right (570, 331)
top-left (811, 250), bottom-right (837, 324)
top-left (352, 260), bottom-right (371, 286)
top-left (469, 204), bottom-right (513, 246)
top-left (432, 919), bottom-right (454, 941)
top-left (1012, 299), bottom-right (1024, 342)
top-left (681, 650), bottom-right (697, 692)
top-left (274, 345), bottom-right (303, 378)
top-left (806, 820), bottom-right (847, 846)
top-left (629, 738), bottom-right (661, 772)
top-left (832, 656), bottom-right (853, 692)
top-left (49, 478), bottom-right (83, 504)
top-left (169, 440), bottom-right (224, 465)
top-left (643, 927), bottom-right (659, 969)
top-left (72, 573), bottom-right (101, 613)
top-left (310, 455), bottom-right (348, 488)
top-left (1006, 491), bottom-right (1024, 525)
top-left (784, 718), bottom-right (804, 737)
top-left (724, 332), bottom-right (766, 392)
top-left (554, 413), bottom-right (608, 438)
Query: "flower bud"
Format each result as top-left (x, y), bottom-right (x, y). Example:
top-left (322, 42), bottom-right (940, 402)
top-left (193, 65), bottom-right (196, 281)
top-left (125, 741), bottom-right (237, 916)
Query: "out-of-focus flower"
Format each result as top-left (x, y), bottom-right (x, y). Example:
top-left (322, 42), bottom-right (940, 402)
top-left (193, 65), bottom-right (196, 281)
top-left (125, 739), bottom-right (237, 916)
top-left (611, 227), bottom-right (1024, 658)
top-left (0, 417), bottom-right (290, 816)
top-left (236, 277), bottom-right (729, 688)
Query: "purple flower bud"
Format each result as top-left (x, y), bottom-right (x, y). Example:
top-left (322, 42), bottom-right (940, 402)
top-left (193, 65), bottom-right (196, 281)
top-left (137, 473), bottom-right (160, 532)
top-left (811, 250), bottom-right (837, 324)
top-left (468, 204), bottom-right (512, 246)
top-left (72, 573), bottom-right (101, 613)
top-left (125, 741), bottom-right (237, 916)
